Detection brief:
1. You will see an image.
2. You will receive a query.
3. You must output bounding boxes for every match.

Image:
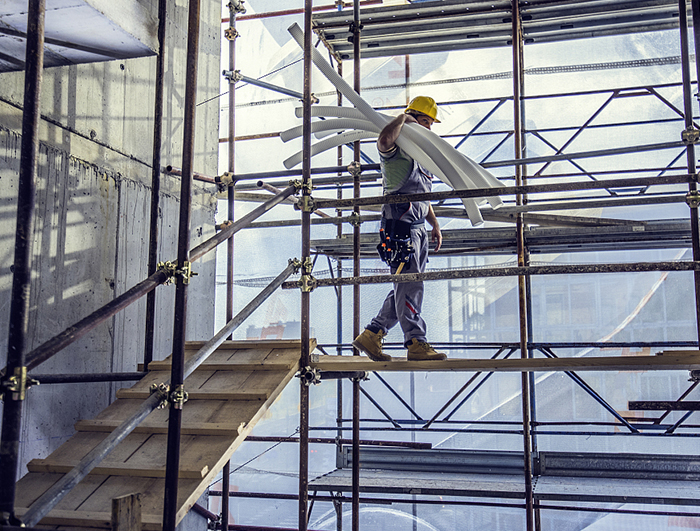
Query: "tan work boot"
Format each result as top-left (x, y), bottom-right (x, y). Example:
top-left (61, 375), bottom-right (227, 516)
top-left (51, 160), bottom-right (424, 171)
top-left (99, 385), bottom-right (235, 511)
top-left (406, 339), bottom-right (447, 361)
top-left (352, 329), bottom-right (392, 362)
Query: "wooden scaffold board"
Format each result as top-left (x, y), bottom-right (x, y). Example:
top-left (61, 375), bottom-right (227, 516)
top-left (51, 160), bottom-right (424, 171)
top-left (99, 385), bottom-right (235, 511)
top-left (13, 339), bottom-right (312, 530)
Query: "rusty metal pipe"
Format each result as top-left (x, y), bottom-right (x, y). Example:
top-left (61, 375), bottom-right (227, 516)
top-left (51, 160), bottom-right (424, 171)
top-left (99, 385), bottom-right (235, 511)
top-left (162, 0), bottom-right (201, 528)
top-left (0, 1), bottom-right (46, 521)
top-left (678, 0), bottom-right (700, 342)
top-left (298, 2), bottom-right (313, 530)
top-left (143, 0), bottom-right (168, 373)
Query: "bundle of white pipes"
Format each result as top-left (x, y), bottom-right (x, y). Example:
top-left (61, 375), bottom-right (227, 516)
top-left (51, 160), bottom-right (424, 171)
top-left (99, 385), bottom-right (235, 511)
top-left (282, 23), bottom-right (505, 226)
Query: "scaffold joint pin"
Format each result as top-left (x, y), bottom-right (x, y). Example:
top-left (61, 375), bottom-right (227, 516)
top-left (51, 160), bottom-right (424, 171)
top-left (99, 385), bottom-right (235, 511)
top-left (290, 179), bottom-right (313, 195)
top-left (289, 258), bottom-right (303, 274)
top-left (297, 195), bottom-right (317, 213)
top-left (216, 220), bottom-right (233, 231)
top-left (157, 261), bottom-right (197, 285)
top-left (348, 211), bottom-right (361, 227)
top-left (298, 366), bottom-right (322, 386)
top-left (222, 69), bottom-right (242, 84)
top-left (347, 161), bottom-right (362, 177)
top-left (0, 366), bottom-right (37, 401)
top-left (149, 382), bottom-right (170, 409)
top-left (686, 190), bottom-right (700, 209)
top-left (224, 28), bottom-right (240, 41)
top-left (218, 172), bottom-right (235, 187)
top-left (682, 126), bottom-right (700, 145)
top-left (299, 257), bottom-right (316, 292)
top-left (169, 384), bottom-right (189, 410)
top-left (228, 0), bottom-right (246, 15)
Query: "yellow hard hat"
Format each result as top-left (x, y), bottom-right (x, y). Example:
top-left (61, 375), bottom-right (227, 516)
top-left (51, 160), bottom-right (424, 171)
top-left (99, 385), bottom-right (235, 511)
top-left (404, 96), bottom-right (441, 123)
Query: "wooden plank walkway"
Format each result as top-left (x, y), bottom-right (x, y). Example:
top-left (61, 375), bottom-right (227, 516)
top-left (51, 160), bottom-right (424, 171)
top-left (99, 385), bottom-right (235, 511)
top-left (13, 340), bottom-right (310, 530)
top-left (311, 350), bottom-right (700, 373)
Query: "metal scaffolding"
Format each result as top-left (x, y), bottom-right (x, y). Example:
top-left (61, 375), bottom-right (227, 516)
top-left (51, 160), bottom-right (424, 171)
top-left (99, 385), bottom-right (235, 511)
top-left (3, 1), bottom-right (700, 531)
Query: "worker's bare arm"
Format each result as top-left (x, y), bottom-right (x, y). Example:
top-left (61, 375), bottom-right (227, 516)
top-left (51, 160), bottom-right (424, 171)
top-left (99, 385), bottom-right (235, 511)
top-left (426, 205), bottom-right (442, 252)
top-left (377, 113), bottom-right (418, 153)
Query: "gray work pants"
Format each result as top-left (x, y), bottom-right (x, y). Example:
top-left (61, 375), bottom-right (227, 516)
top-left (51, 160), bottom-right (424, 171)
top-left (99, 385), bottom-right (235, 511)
top-left (369, 226), bottom-right (428, 345)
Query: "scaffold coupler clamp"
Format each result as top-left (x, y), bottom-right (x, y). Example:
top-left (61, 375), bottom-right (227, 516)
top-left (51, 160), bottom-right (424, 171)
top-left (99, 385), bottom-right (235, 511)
top-left (348, 211), bottom-right (362, 227)
top-left (289, 258), bottom-right (303, 274)
top-left (228, 0), bottom-right (247, 15)
top-left (291, 179), bottom-right (316, 214)
top-left (157, 260), bottom-right (197, 285)
top-left (224, 27), bottom-right (240, 41)
top-left (682, 126), bottom-right (700, 145)
top-left (149, 382), bottom-right (170, 409)
top-left (347, 161), bottom-right (362, 177)
top-left (352, 371), bottom-right (370, 383)
top-left (216, 220), bottom-right (233, 231)
top-left (690, 370), bottom-right (700, 382)
top-left (686, 190), bottom-right (700, 209)
top-left (208, 513), bottom-right (222, 531)
top-left (218, 171), bottom-right (235, 188)
top-left (1, 366), bottom-right (39, 401)
top-left (169, 384), bottom-right (189, 410)
top-left (298, 257), bottom-right (317, 292)
top-left (222, 69), bottom-right (242, 84)
top-left (298, 366), bottom-right (322, 386)
top-left (347, 21), bottom-right (364, 43)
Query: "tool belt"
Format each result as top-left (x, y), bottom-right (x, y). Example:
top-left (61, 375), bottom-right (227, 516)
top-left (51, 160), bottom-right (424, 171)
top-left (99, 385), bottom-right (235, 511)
top-left (376, 218), bottom-right (422, 269)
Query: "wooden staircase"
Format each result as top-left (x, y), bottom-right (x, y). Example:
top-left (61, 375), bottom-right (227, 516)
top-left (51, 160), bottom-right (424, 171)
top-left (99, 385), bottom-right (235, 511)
top-left (13, 340), bottom-right (310, 530)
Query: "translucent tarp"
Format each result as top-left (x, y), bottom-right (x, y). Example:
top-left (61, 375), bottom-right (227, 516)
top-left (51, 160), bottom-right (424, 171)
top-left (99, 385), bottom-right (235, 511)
top-left (212, 2), bottom-right (699, 529)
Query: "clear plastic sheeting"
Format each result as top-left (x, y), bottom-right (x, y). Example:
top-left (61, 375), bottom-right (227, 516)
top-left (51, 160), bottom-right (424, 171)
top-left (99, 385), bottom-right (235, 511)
top-left (215, 2), bottom-right (699, 529)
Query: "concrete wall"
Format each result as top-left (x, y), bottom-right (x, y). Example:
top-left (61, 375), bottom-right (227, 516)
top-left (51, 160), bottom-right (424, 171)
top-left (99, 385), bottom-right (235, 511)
top-left (0, 0), bottom-right (221, 484)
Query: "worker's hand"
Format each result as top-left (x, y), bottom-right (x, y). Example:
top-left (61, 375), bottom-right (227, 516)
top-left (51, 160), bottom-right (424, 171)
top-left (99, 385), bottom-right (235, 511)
top-left (431, 224), bottom-right (442, 252)
top-left (403, 113), bottom-right (418, 124)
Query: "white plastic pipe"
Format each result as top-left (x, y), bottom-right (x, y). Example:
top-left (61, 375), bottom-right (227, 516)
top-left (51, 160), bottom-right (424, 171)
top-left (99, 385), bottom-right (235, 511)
top-left (288, 23), bottom-right (495, 224)
top-left (302, 107), bottom-right (503, 209)
top-left (291, 111), bottom-right (485, 221)
top-left (280, 118), bottom-right (381, 142)
top-left (283, 130), bottom-right (377, 169)
top-left (287, 25), bottom-right (463, 188)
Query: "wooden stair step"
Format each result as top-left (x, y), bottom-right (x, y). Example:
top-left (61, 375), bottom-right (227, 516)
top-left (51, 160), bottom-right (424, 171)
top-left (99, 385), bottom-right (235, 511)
top-left (15, 507), bottom-right (162, 531)
top-left (27, 458), bottom-right (208, 479)
top-left (75, 419), bottom-right (245, 435)
top-left (115, 388), bottom-right (269, 400)
top-left (13, 339), bottom-right (307, 528)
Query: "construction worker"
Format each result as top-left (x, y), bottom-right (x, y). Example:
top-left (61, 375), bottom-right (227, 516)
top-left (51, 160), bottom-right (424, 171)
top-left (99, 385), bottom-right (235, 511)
top-left (353, 96), bottom-right (447, 362)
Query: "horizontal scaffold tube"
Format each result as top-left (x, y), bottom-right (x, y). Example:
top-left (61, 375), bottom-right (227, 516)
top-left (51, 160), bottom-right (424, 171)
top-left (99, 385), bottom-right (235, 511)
top-left (311, 173), bottom-right (694, 210)
top-left (281, 261), bottom-right (700, 290)
top-left (19, 260), bottom-right (298, 528)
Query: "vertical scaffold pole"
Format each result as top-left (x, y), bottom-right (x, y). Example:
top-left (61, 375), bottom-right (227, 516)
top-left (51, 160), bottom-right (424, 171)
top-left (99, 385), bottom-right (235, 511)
top-left (299, 1), bottom-right (313, 530)
top-left (162, 0), bottom-right (200, 529)
top-left (143, 0), bottom-right (168, 371)
top-left (336, 58), bottom-right (344, 531)
top-left (222, 1), bottom-right (243, 526)
top-left (679, 0), bottom-right (700, 342)
top-left (512, 1), bottom-right (535, 530)
top-left (0, 0), bottom-right (46, 524)
top-left (351, 2), bottom-right (362, 530)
